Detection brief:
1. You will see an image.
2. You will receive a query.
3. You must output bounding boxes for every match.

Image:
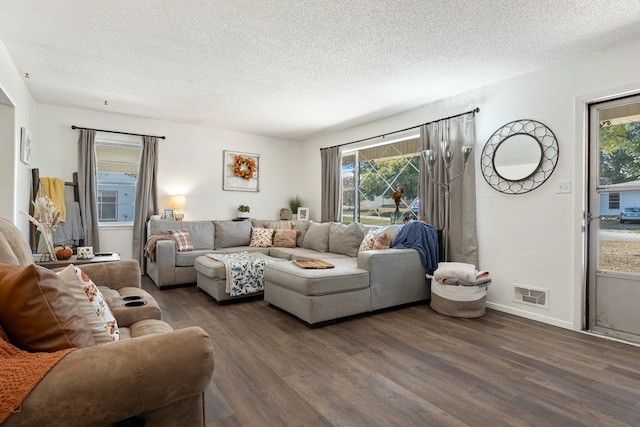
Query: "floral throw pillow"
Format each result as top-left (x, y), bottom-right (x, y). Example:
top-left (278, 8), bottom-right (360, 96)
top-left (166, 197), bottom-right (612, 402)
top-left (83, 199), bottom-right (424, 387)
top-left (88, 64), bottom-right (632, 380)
top-left (250, 227), bottom-right (274, 247)
top-left (73, 267), bottom-right (119, 341)
top-left (358, 230), bottom-right (376, 252)
top-left (168, 228), bottom-right (194, 252)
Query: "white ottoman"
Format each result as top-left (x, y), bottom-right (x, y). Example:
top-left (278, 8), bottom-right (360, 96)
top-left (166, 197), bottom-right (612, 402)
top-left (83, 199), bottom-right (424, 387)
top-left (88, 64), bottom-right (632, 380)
top-left (430, 281), bottom-right (487, 318)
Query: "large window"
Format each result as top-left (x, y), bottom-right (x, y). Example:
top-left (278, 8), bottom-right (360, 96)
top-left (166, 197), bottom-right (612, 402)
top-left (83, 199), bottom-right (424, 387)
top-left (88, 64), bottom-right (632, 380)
top-left (95, 139), bottom-right (141, 224)
top-left (341, 134), bottom-right (421, 225)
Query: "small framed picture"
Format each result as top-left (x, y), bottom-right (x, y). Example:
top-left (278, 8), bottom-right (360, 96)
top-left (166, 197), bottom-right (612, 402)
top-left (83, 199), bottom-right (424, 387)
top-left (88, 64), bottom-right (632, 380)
top-left (20, 127), bottom-right (31, 165)
top-left (297, 207), bottom-right (309, 221)
top-left (164, 209), bottom-right (174, 220)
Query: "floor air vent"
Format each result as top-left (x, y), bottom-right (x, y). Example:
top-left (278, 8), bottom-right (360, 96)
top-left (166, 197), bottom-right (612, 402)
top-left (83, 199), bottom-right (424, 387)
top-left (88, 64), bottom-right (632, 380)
top-left (513, 285), bottom-right (549, 309)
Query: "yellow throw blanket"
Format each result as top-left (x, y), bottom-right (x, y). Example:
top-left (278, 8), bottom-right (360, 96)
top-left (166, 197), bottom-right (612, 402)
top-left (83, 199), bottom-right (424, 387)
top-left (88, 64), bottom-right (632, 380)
top-left (36, 177), bottom-right (66, 222)
top-left (0, 328), bottom-right (74, 423)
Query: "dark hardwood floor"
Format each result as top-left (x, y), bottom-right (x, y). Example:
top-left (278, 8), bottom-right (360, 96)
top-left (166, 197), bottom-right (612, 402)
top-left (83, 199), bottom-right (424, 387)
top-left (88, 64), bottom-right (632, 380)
top-left (141, 277), bottom-right (640, 427)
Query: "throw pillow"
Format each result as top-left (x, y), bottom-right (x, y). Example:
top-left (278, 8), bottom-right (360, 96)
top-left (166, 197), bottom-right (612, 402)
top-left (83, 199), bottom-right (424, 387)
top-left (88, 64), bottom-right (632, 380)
top-left (301, 221), bottom-right (331, 252)
top-left (250, 227), bottom-right (274, 247)
top-left (71, 266), bottom-right (120, 341)
top-left (373, 232), bottom-right (391, 250)
top-left (57, 265), bottom-right (113, 344)
top-left (272, 229), bottom-right (298, 248)
top-left (214, 220), bottom-right (252, 248)
top-left (0, 264), bottom-right (95, 352)
top-left (168, 228), bottom-right (194, 252)
top-left (358, 230), bottom-right (376, 252)
top-left (263, 220), bottom-right (295, 230)
top-left (328, 222), bottom-right (365, 257)
top-left (293, 220), bottom-right (310, 247)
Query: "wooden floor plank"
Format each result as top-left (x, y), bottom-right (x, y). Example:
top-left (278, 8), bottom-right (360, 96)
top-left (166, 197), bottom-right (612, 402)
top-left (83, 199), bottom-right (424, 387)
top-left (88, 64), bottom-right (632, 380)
top-left (142, 279), bottom-right (640, 426)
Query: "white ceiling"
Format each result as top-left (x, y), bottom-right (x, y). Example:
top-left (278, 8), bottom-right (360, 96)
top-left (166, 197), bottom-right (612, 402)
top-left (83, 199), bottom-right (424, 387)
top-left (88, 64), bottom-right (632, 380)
top-left (1, 1), bottom-right (640, 141)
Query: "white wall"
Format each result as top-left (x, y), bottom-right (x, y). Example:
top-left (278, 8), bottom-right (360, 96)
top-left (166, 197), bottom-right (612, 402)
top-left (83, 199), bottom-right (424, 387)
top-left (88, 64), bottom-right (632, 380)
top-left (34, 104), bottom-right (303, 259)
top-left (0, 40), bottom-right (37, 231)
top-left (301, 37), bottom-right (640, 331)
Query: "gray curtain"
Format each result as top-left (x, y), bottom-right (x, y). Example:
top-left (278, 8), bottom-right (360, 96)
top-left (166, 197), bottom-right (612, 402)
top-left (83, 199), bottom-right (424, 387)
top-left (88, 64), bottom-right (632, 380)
top-left (418, 114), bottom-right (477, 265)
top-left (132, 136), bottom-right (159, 274)
top-left (77, 129), bottom-right (100, 250)
top-left (321, 146), bottom-right (342, 222)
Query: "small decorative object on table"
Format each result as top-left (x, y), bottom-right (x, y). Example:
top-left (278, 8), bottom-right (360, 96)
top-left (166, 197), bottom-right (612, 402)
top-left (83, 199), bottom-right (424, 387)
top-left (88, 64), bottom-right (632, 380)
top-left (22, 193), bottom-right (61, 262)
top-left (390, 185), bottom-right (404, 224)
top-left (287, 195), bottom-right (304, 219)
top-left (297, 207), bottom-right (309, 221)
top-left (77, 246), bottom-right (94, 260)
top-left (238, 204), bottom-right (250, 218)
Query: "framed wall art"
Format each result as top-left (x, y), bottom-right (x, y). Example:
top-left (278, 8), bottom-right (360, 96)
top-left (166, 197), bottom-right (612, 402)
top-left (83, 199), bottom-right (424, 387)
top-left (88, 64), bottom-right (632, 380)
top-left (223, 150), bottom-right (260, 192)
top-left (297, 207), bottom-right (309, 221)
top-left (163, 209), bottom-right (174, 220)
top-left (20, 127), bottom-right (32, 165)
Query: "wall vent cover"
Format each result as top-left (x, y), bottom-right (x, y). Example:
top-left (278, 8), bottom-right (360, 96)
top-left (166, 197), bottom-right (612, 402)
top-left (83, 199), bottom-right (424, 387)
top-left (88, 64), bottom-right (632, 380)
top-left (513, 285), bottom-right (549, 309)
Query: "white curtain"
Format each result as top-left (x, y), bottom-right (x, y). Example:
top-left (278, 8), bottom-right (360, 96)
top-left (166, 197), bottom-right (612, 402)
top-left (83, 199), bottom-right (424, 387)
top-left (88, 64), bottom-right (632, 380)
top-left (132, 136), bottom-right (159, 274)
top-left (77, 129), bottom-right (100, 250)
top-left (321, 146), bottom-right (342, 222)
top-left (418, 114), bottom-right (477, 265)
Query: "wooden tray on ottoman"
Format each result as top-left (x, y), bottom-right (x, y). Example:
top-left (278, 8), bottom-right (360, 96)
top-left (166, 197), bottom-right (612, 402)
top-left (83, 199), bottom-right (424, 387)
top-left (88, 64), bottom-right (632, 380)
top-left (292, 259), bottom-right (335, 269)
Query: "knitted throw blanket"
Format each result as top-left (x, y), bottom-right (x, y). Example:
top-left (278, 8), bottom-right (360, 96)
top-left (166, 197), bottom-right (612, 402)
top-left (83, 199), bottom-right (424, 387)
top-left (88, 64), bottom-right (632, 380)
top-left (0, 328), bottom-right (74, 423)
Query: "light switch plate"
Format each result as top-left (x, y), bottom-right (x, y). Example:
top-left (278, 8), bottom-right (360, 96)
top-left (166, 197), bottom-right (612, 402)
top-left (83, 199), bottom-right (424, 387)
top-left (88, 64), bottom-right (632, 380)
top-left (556, 180), bottom-right (571, 193)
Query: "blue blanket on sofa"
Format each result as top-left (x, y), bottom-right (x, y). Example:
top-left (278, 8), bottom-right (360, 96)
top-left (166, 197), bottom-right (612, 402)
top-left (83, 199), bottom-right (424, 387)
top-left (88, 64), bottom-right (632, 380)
top-left (391, 220), bottom-right (439, 275)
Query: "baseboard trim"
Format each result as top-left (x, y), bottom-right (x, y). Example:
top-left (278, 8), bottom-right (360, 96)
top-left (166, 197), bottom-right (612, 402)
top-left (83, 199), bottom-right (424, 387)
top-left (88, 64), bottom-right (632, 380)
top-left (485, 302), bottom-right (574, 330)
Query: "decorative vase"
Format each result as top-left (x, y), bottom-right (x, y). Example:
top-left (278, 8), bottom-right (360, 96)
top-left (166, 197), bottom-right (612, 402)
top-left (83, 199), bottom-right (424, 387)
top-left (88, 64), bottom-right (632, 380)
top-left (390, 206), bottom-right (401, 224)
top-left (39, 229), bottom-right (58, 262)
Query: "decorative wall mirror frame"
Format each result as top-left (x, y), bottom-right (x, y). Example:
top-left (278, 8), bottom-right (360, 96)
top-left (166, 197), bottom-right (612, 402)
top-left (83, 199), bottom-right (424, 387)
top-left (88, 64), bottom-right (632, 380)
top-left (480, 119), bottom-right (559, 194)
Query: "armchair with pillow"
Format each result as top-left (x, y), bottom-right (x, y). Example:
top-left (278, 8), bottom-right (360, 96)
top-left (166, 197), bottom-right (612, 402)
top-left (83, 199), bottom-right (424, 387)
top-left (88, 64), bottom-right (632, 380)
top-left (0, 217), bottom-right (215, 427)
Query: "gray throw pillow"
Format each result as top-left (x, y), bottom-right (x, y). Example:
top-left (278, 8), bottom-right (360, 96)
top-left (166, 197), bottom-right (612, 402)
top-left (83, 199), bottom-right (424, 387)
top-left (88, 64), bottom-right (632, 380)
top-left (213, 220), bottom-right (252, 248)
top-left (293, 220), bottom-right (310, 247)
top-left (301, 221), bottom-right (331, 252)
top-left (328, 222), bottom-right (365, 257)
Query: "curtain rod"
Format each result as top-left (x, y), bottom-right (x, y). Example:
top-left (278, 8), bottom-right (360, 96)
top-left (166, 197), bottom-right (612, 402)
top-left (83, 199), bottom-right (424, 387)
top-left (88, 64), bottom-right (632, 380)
top-left (320, 107), bottom-right (479, 151)
top-left (71, 125), bottom-right (166, 140)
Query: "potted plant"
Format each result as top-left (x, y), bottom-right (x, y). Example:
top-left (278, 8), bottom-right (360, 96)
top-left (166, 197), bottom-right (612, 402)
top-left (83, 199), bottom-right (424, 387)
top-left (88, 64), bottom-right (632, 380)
top-left (287, 195), bottom-right (304, 219)
top-left (237, 204), bottom-right (250, 219)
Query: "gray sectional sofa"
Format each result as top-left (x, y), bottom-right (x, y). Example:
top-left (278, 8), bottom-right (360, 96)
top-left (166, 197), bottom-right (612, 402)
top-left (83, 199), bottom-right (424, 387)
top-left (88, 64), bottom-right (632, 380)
top-left (145, 218), bottom-right (435, 325)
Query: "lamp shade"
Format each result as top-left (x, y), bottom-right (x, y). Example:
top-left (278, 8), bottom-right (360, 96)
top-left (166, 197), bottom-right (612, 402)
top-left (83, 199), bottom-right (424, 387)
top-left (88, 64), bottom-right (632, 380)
top-left (172, 195), bottom-right (185, 210)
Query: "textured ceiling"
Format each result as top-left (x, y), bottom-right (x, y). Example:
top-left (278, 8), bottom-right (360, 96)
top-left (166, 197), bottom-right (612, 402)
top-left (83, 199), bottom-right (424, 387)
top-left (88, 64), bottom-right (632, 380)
top-left (1, 1), bottom-right (640, 141)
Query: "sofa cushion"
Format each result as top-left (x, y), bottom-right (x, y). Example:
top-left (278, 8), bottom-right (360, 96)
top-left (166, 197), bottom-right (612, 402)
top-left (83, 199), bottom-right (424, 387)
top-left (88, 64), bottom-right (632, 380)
top-left (273, 229), bottom-right (297, 248)
top-left (175, 249), bottom-right (214, 267)
top-left (57, 265), bottom-right (112, 344)
top-left (168, 228), bottom-right (194, 252)
top-left (250, 227), bottom-right (274, 247)
top-left (301, 222), bottom-right (331, 252)
top-left (0, 264), bottom-right (95, 352)
top-left (293, 221), bottom-right (310, 247)
top-left (214, 220), bottom-right (252, 248)
top-left (329, 222), bottom-right (365, 257)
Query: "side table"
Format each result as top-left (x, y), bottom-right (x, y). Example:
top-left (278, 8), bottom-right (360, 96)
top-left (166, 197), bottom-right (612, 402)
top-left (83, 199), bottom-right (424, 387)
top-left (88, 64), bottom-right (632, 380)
top-left (35, 253), bottom-right (121, 269)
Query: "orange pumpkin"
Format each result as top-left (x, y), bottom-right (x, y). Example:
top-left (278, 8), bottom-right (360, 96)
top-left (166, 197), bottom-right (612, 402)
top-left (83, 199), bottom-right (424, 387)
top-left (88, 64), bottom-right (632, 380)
top-left (55, 246), bottom-right (73, 260)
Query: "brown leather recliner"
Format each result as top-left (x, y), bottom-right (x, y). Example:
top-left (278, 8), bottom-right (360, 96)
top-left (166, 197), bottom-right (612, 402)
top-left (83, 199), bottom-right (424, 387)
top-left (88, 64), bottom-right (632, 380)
top-left (0, 217), bottom-right (215, 426)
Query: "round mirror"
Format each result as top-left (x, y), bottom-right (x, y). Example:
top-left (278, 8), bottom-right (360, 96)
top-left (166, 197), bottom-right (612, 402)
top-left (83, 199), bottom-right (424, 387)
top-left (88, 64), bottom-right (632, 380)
top-left (480, 120), bottom-right (559, 195)
top-left (493, 133), bottom-right (542, 181)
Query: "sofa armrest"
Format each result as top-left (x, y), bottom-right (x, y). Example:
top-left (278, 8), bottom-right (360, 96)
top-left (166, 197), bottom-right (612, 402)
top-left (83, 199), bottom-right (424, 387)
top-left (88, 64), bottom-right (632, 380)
top-left (147, 240), bottom-right (177, 287)
top-left (357, 248), bottom-right (429, 309)
top-left (78, 259), bottom-right (141, 290)
top-left (5, 326), bottom-right (214, 427)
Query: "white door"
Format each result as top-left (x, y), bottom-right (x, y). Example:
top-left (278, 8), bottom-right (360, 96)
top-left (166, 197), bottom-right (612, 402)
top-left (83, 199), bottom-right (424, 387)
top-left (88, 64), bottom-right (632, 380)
top-left (588, 94), bottom-right (640, 343)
